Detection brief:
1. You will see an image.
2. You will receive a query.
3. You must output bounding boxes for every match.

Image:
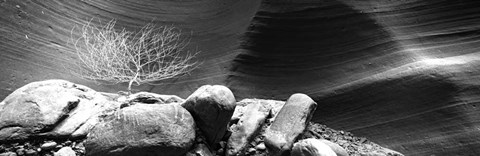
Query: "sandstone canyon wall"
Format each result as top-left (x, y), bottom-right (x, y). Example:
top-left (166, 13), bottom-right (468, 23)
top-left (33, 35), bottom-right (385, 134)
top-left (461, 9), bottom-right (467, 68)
top-left (1, 0), bottom-right (480, 155)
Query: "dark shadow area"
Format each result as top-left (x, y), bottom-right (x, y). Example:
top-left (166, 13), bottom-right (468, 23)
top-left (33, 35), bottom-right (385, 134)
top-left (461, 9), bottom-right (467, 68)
top-left (228, 0), bottom-right (408, 100)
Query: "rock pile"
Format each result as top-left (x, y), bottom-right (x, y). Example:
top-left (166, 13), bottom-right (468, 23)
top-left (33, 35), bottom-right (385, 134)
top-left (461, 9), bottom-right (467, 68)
top-left (0, 139), bottom-right (84, 156)
top-left (301, 123), bottom-right (403, 156)
top-left (0, 80), bottom-right (404, 156)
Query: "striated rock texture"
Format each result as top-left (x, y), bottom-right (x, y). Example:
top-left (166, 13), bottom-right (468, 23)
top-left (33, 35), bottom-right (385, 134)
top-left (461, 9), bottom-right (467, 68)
top-left (0, 0), bottom-right (262, 97)
top-left (314, 60), bottom-right (480, 156)
top-left (234, 1), bottom-right (480, 155)
top-left (2, 0), bottom-right (480, 155)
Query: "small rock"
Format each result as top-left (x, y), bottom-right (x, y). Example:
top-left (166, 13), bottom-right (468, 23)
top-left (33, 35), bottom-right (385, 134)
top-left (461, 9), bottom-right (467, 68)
top-left (364, 144), bottom-right (373, 150)
top-left (25, 149), bottom-right (37, 156)
top-left (336, 140), bottom-right (347, 147)
top-left (196, 137), bottom-right (204, 143)
top-left (54, 147), bottom-right (76, 156)
top-left (63, 141), bottom-right (72, 146)
top-left (41, 141), bottom-right (58, 150)
top-left (217, 148), bottom-right (224, 155)
top-left (247, 148), bottom-right (256, 153)
top-left (219, 141), bottom-right (227, 149)
top-left (255, 143), bottom-right (266, 151)
top-left (55, 145), bottom-right (63, 149)
top-left (345, 136), bottom-right (353, 141)
top-left (182, 85), bottom-right (236, 146)
top-left (359, 138), bottom-right (367, 144)
top-left (186, 144), bottom-right (213, 156)
top-left (291, 139), bottom-right (336, 156)
top-left (15, 148), bottom-right (25, 155)
top-left (74, 142), bottom-right (84, 151)
top-left (254, 137), bottom-right (262, 143)
top-left (0, 152), bottom-right (17, 156)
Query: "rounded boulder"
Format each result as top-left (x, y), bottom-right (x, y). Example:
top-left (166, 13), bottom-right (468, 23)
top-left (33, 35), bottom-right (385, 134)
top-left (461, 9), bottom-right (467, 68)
top-left (85, 103), bottom-right (196, 156)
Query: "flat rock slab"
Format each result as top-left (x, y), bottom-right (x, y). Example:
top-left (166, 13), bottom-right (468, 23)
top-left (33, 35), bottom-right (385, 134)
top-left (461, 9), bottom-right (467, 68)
top-left (227, 100), bottom-right (271, 156)
top-left (264, 93), bottom-right (317, 156)
top-left (85, 103), bottom-right (195, 156)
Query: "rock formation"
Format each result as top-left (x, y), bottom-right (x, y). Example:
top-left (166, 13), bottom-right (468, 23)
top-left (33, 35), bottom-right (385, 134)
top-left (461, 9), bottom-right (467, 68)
top-left (0, 80), bottom-right (402, 156)
top-left (0, 80), bottom-right (118, 141)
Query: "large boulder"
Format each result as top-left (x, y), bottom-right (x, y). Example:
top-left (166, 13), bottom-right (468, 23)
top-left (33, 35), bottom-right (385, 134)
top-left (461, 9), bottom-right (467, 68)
top-left (0, 79), bottom-right (118, 142)
top-left (181, 85), bottom-right (236, 146)
top-left (264, 93), bottom-right (317, 156)
top-left (291, 138), bottom-right (337, 156)
top-left (227, 100), bottom-right (271, 156)
top-left (84, 103), bottom-right (195, 156)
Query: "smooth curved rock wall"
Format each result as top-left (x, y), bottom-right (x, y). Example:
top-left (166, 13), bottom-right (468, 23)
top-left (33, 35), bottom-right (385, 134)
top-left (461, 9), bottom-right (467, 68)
top-left (0, 0), bottom-right (260, 97)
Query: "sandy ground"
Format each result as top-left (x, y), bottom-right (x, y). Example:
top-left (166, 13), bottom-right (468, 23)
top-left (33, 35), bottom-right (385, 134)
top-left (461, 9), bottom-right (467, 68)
top-left (2, 0), bottom-right (480, 155)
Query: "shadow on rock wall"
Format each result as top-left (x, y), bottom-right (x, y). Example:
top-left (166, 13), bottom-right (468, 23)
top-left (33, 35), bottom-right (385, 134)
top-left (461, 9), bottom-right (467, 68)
top-left (228, 0), bottom-right (409, 99)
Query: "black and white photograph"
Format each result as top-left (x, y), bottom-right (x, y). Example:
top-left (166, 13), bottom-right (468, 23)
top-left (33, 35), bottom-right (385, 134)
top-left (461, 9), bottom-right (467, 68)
top-left (1, 0), bottom-right (479, 155)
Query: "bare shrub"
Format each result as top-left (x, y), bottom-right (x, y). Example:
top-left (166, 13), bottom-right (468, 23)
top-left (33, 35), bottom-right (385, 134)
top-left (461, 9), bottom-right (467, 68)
top-left (72, 19), bottom-right (198, 92)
